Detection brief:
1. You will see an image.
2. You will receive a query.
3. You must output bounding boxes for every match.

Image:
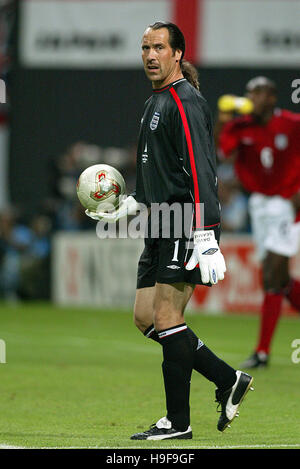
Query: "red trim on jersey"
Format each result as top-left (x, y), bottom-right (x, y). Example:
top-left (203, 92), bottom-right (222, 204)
top-left (204, 222), bottom-right (220, 229)
top-left (184, 261), bottom-right (199, 268)
top-left (153, 85), bottom-right (171, 93)
top-left (169, 86), bottom-right (201, 229)
top-left (173, 0), bottom-right (199, 63)
top-left (192, 222), bottom-right (220, 230)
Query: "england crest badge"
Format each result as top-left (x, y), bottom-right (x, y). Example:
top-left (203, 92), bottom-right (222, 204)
top-left (150, 111), bottom-right (160, 130)
top-left (274, 133), bottom-right (288, 150)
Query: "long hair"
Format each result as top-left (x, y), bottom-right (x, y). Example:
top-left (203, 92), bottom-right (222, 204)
top-left (148, 21), bottom-right (200, 91)
top-left (181, 60), bottom-right (200, 91)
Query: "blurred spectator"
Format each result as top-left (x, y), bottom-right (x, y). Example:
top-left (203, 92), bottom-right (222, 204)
top-left (0, 208), bottom-right (31, 301)
top-left (48, 141), bottom-right (102, 230)
top-left (0, 208), bottom-right (52, 301)
top-left (50, 141), bottom-right (100, 203)
top-left (0, 0), bottom-right (15, 81)
top-left (125, 143), bottom-right (138, 196)
top-left (20, 214), bottom-right (51, 300)
top-left (218, 163), bottom-right (249, 233)
top-left (55, 200), bottom-right (95, 231)
top-left (48, 140), bottom-right (135, 230)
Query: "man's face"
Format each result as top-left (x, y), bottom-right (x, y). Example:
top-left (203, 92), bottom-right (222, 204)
top-left (246, 87), bottom-right (277, 116)
top-left (141, 27), bottom-right (181, 87)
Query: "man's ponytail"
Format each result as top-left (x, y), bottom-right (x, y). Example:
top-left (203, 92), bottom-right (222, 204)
top-left (181, 60), bottom-right (200, 91)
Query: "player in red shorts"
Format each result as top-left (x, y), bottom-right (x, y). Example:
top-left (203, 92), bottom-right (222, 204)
top-left (215, 76), bottom-right (300, 368)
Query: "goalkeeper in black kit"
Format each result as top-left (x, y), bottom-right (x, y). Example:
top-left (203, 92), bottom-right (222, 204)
top-left (86, 21), bottom-right (253, 440)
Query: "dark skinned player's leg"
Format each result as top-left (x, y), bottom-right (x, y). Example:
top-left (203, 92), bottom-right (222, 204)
top-left (255, 251), bottom-right (290, 355)
top-left (285, 278), bottom-right (300, 311)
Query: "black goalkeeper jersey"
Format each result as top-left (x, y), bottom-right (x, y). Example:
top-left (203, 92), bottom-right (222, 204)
top-left (135, 78), bottom-right (220, 230)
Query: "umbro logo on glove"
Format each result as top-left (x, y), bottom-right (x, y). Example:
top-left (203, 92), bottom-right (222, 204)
top-left (185, 230), bottom-right (226, 284)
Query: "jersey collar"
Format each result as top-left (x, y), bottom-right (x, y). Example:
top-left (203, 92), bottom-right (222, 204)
top-left (152, 78), bottom-right (186, 93)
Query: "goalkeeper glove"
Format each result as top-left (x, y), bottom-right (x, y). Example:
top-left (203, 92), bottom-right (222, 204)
top-left (185, 230), bottom-right (226, 285)
top-left (85, 195), bottom-right (140, 223)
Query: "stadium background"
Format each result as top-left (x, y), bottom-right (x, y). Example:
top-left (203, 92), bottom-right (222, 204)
top-left (1, 0), bottom-right (300, 313)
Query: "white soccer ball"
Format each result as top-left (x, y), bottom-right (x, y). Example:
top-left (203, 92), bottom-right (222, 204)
top-left (76, 164), bottom-right (126, 212)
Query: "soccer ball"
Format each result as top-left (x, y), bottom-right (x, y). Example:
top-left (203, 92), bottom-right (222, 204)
top-left (76, 164), bottom-right (126, 212)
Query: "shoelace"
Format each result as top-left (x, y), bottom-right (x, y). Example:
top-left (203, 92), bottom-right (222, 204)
top-left (214, 389), bottom-right (229, 413)
top-left (144, 423), bottom-right (158, 434)
top-left (215, 401), bottom-right (222, 413)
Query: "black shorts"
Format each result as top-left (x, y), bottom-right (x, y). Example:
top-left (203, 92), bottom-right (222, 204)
top-left (136, 211), bottom-right (220, 289)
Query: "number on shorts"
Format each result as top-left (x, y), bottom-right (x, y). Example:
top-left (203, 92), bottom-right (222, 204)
top-left (172, 239), bottom-right (179, 262)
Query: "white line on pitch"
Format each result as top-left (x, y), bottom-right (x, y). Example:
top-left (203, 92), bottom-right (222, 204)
top-left (1, 444), bottom-right (300, 449)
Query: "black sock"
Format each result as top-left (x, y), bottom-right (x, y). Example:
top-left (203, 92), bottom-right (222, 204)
top-left (144, 325), bottom-right (159, 342)
top-left (158, 324), bottom-right (193, 432)
top-left (186, 327), bottom-right (236, 391)
top-left (144, 324), bottom-right (236, 391)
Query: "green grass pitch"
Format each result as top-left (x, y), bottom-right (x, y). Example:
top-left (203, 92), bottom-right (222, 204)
top-left (0, 302), bottom-right (300, 449)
